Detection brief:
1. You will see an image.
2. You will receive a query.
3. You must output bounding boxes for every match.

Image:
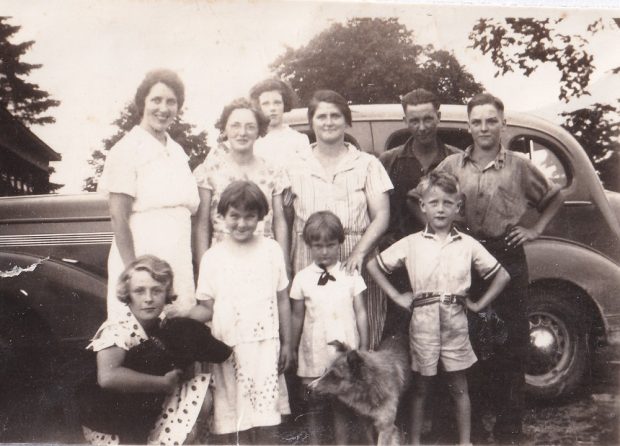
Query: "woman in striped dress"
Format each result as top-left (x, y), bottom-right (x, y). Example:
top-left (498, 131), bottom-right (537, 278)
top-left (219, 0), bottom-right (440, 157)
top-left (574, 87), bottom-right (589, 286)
top-left (288, 90), bottom-right (392, 349)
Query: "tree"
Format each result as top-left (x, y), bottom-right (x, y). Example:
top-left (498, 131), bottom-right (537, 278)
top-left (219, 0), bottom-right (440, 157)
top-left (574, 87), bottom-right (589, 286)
top-left (468, 17), bottom-right (605, 102)
top-left (271, 18), bottom-right (483, 105)
top-left (560, 103), bottom-right (620, 191)
top-left (469, 17), bottom-right (619, 191)
top-left (0, 16), bottom-right (59, 125)
top-left (83, 104), bottom-right (210, 192)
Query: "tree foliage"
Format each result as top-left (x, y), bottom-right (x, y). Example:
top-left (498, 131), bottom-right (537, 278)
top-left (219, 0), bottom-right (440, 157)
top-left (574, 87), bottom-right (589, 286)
top-left (469, 17), bottom-right (605, 102)
top-left (271, 18), bottom-right (483, 105)
top-left (0, 16), bottom-right (59, 125)
top-left (83, 104), bottom-right (210, 192)
top-left (560, 103), bottom-right (620, 191)
top-left (469, 17), bottom-right (620, 191)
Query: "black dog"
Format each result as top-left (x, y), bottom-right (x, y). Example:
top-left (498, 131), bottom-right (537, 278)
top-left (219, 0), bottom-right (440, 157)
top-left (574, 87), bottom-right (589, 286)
top-left (76, 318), bottom-right (231, 444)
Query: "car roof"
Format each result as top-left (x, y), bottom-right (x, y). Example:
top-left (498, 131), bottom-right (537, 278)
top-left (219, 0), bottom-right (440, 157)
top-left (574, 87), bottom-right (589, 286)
top-left (285, 103), bottom-right (575, 145)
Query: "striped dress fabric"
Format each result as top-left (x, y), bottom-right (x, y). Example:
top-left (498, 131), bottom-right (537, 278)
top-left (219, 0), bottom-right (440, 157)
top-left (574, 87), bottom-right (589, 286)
top-left (288, 143), bottom-right (393, 349)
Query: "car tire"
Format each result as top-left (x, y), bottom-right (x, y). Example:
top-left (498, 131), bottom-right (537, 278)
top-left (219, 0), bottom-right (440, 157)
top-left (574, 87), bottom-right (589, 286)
top-left (525, 286), bottom-right (590, 400)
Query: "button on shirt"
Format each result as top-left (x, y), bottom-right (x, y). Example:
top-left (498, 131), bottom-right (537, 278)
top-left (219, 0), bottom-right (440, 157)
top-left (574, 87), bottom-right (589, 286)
top-left (377, 227), bottom-right (501, 299)
top-left (376, 227), bottom-right (500, 375)
top-left (436, 146), bottom-right (560, 238)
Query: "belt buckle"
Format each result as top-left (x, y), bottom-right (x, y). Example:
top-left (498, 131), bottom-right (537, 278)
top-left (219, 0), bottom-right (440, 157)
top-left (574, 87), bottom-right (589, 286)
top-left (439, 293), bottom-right (452, 304)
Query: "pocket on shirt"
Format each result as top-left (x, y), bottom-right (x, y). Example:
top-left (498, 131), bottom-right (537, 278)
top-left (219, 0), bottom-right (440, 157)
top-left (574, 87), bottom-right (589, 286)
top-left (488, 185), bottom-right (524, 221)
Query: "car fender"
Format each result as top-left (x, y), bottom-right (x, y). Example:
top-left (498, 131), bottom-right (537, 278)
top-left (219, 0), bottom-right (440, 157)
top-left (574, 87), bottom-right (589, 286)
top-left (0, 251), bottom-right (106, 344)
top-left (525, 238), bottom-right (620, 344)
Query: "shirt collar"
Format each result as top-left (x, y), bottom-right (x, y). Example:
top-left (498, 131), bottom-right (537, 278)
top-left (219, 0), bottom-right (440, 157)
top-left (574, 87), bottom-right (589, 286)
top-left (462, 145), bottom-right (507, 170)
top-left (401, 135), bottom-right (449, 159)
top-left (310, 261), bottom-right (341, 274)
top-left (302, 142), bottom-right (361, 177)
top-left (422, 225), bottom-right (462, 241)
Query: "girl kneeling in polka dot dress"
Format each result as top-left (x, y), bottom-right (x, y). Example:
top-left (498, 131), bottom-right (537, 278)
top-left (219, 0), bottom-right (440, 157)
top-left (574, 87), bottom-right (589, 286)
top-left (78, 255), bottom-right (231, 445)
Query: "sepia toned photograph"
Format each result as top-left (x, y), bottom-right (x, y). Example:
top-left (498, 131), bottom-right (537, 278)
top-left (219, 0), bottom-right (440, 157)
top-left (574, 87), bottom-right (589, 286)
top-left (0, 0), bottom-right (618, 444)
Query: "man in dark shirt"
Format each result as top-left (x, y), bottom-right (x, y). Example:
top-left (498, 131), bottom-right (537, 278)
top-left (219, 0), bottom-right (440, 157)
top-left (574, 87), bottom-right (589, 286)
top-left (438, 93), bottom-right (563, 443)
top-left (379, 89), bottom-right (461, 338)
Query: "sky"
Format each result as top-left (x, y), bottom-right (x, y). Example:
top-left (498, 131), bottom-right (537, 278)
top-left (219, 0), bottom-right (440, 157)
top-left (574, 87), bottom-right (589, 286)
top-left (3, 0), bottom-right (620, 192)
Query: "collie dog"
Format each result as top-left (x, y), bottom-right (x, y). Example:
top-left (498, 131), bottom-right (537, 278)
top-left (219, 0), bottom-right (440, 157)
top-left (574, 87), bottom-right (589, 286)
top-left (308, 335), bottom-right (411, 445)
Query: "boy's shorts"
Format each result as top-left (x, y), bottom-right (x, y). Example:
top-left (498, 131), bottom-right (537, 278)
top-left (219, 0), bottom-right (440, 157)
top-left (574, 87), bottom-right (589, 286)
top-left (409, 302), bottom-right (477, 376)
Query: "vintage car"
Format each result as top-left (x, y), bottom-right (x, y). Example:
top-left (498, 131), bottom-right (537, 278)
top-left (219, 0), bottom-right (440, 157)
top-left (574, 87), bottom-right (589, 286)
top-left (286, 104), bottom-right (620, 398)
top-left (0, 104), bottom-right (619, 440)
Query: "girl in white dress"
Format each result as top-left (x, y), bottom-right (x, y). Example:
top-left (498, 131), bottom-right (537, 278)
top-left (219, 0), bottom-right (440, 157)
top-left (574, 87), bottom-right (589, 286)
top-left (189, 181), bottom-right (293, 444)
top-left (290, 211), bottom-right (369, 444)
top-left (250, 78), bottom-right (310, 227)
top-left (99, 69), bottom-right (199, 320)
top-left (249, 78), bottom-right (310, 170)
top-left (192, 98), bottom-right (290, 273)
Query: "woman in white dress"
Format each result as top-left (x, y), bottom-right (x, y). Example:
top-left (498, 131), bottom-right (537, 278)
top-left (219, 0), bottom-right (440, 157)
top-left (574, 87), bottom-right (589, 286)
top-left (98, 69), bottom-right (199, 321)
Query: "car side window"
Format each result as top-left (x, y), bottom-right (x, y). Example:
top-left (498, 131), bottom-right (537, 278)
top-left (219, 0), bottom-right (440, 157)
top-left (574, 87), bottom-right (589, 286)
top-left (509, 136), bottom-right (569, 188)
top-left (383, 127), bottom-right (473, 152)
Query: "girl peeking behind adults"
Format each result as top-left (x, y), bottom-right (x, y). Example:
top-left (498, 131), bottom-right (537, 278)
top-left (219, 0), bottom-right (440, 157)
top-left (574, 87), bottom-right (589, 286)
top-left (192, 98), bottom-right (290, 273)
top-left (98, 69), bottom-right (199, 321)
top-left (287, 89), bottom-right (393, 350)
top-left (249, 77), bottom-right (310, 171)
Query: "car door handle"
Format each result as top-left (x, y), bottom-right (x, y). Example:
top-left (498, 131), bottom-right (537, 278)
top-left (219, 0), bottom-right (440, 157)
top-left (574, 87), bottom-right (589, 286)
top-left (563, 200), bottom-right (592, 206)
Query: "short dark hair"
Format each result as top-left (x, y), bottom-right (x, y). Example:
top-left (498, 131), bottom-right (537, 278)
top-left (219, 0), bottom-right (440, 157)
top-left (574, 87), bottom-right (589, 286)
top-left (249, 78), bottom-right (298, 112)
top-left (467, 93), bottom-right (504, 116)
top-left (307, 90), bottom-right (352, 127)
top-left (400, 88), bottom-right (440, 113)
top-left (302, 211), bottom-right (345, 245)
top-left (415, 170), bottom-right (461, 198)
top-left (134, 69), bottom-right (185, 119)
top-left (215, 97), bottom-right (270, 140)
top-left (217, 180), bottom-right (270, 220)
top-left (116, 255), bottom-right (176, 305)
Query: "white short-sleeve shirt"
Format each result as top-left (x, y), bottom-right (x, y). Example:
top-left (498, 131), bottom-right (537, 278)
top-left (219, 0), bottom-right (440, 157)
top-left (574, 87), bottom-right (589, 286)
top-left (290, 261), bottom-right (366, 377)
top-left (98, 126), bottom-right (199, 214)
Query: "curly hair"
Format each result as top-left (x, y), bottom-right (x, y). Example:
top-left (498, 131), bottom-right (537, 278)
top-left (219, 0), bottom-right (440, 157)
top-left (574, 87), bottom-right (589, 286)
top-left (214, 97), bottom-right (270, 140)
top-left (307, 90), bottom-right (352, 127)
top-left (414, 170), bottom-right (461, 199)
top-left (249, 78), bottom-right (299, 112)
top-left (116, 255), bottom-right (176, 305)
top-left (134, 69), bottom-right (185, 119)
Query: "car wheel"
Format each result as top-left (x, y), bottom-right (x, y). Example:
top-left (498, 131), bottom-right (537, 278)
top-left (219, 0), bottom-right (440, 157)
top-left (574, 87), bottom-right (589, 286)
top-left (525, 286), bottom-right (590, 399)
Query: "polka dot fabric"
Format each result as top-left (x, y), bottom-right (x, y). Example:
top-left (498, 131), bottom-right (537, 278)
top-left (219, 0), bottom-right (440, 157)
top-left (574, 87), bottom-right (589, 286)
top-left (148, 373), bottom-right (211, 444)
top-left (82, 313), bottom-right (212, 445)
top-left (210, 339), bottom-right (289, 435)
top-left (86, 311), bottom-right (150, 353)
top-left (82, 426), bottom-right (119, 445)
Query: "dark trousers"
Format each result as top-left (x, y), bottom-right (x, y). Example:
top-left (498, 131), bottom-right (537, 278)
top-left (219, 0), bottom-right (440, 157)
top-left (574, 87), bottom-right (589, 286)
top-left (469, 238), bottom-right (529, 439)
top-left (381, 267), bottom-right (413, 339)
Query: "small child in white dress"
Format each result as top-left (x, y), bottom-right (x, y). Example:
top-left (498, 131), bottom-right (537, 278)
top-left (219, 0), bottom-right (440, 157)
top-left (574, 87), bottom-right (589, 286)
top-left (290, 210), bottom-right (369, 445)
top-left (189, 180), bottom-right (293, 444)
